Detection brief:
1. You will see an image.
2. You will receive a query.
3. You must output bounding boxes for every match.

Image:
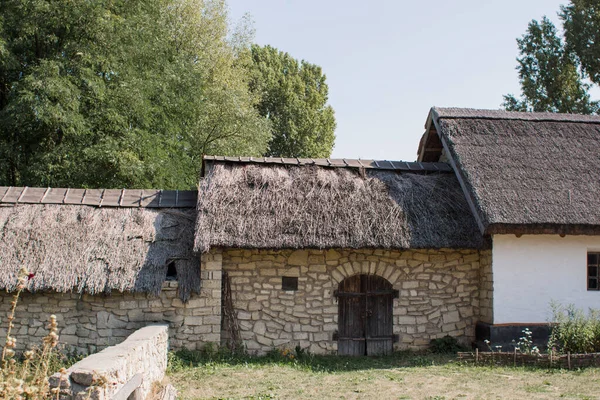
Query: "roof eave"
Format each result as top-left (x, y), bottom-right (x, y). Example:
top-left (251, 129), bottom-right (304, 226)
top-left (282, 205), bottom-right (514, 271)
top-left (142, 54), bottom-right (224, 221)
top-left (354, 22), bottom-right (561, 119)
top-left (487, 223), bottom-right (600, 236)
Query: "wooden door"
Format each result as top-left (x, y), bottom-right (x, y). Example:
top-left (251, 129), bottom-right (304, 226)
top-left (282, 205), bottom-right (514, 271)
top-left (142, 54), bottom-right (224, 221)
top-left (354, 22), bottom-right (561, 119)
top-left (336, 274), bottom-right (396, 356)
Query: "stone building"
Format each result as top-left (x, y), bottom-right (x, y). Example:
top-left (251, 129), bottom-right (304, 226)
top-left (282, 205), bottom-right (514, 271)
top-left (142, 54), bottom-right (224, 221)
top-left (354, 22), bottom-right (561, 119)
top-left (195, 157), bottom-right (487, 355)
top-left (1, 107), bottom-right (598, 355)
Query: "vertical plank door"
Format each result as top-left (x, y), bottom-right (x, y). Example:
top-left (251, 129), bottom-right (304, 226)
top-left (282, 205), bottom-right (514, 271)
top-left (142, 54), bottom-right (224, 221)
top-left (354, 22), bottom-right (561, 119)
top-left (365, 275), bottom-right (394, 356)
top-left (337, 275), bottom-right (366, 356)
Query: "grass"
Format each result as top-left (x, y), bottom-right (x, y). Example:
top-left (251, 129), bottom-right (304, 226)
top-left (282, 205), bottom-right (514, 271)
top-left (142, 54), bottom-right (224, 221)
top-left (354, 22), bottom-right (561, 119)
top-left (167, 350), bottom-right (600, 400)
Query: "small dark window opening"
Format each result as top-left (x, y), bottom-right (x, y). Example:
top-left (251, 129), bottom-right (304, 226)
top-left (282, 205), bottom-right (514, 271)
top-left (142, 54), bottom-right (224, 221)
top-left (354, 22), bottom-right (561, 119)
top-left (282, 276), bottom-right (298, 291)
top-left (166, 261), bottom-right (178, 281)
top-left (588, 253), bottom-right (599, 290)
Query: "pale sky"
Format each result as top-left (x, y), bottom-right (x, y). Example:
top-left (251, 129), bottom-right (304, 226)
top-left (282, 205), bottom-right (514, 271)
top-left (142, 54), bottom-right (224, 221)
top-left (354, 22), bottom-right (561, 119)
top-left (228, 0), bottom-right (566, 161)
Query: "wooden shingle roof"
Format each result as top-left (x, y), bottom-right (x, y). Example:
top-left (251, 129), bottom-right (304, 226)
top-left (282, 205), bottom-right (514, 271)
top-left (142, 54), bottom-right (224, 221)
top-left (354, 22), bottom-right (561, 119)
top-left (203, 156), bottom-right (452, 172)
top-left (0, 187), bottom-right (197, 208)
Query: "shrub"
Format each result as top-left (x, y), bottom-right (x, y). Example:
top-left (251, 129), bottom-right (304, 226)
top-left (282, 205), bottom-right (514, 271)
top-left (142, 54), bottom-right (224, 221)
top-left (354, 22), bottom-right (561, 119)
top-left (429, 335), bottom-right (467, 354)
top-left (548, 303), bottom-right (600, 354)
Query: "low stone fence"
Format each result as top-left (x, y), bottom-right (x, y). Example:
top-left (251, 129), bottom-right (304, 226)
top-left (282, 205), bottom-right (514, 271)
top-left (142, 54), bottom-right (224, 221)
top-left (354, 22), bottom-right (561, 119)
top-left (50, 324), bottom-right (172, 399)
top-left (458, 350), bottom-right (600, 369)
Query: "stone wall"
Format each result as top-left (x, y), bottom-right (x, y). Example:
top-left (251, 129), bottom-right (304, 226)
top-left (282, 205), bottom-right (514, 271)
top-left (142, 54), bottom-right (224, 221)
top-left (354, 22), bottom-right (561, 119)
top-left (223, 248), bottom-right (486, 355)
top-left (0, 250), bottom-right (223, 355)
top-left (50, 324), bottom-right (169, 400)
top-left (478, 250), bottom-right (493, 324)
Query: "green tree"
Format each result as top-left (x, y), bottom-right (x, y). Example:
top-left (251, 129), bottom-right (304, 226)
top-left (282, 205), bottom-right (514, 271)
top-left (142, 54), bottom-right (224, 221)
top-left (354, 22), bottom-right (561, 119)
top-left (250, 45), bottom-right (336, 158)
top-left (562, 0), bottom-right (600, 84)
top-left (503, 17), bottom-right (599, 114)
top-left (0, 0), bottom-right (269, 189)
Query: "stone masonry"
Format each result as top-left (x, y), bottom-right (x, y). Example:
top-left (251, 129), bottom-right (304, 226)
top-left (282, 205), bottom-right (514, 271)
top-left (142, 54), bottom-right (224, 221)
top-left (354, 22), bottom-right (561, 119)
top-left (478, 250), bottom-right (493, 324)
top-left (0, 247), bottom-right (493, 355)
top-left (223, 248), bottom-right (490, 355)
top-left (0, 250), bottom-right (223, 355)
top-left (50, 324), bottom-right (169, 400)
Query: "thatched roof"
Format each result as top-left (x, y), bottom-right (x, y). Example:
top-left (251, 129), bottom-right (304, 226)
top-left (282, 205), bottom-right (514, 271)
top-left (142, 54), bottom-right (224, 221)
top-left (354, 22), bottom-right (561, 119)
top-left (422, 107), bottom-right (600, 235)
top-left (0, 188), bottom-right (199, 300)
top-left (194, 159), bottom-right (486, 252)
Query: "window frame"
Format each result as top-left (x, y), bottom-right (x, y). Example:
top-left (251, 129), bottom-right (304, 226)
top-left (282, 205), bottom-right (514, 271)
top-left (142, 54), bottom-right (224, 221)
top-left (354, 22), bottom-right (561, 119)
top-left (281, 276), bottom-right (299, 291)
top-left (587, 252), bottom-right (600, 291)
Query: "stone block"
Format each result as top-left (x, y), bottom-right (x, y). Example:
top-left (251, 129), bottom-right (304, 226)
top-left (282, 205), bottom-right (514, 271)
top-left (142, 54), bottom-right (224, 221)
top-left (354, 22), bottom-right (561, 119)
top-left (443, 311), bottom-right (460, 324)
top-left (253, 321), bottom-right (266, 335)
top-left (288, 250), bottom-right (309, 266)
top-left (398, 316), bottom-right (416, 325)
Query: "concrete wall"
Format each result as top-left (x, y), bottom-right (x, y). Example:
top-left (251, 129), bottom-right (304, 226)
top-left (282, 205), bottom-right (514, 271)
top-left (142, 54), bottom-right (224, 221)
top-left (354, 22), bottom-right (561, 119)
top-left (50, 324), bottom-right (169, 400)
top-left (223, 248), bottom-right (487, 354)
top-left (492, 234), bottom-right (600, 324)
top-left (0, 250), bottom-right (223, 355)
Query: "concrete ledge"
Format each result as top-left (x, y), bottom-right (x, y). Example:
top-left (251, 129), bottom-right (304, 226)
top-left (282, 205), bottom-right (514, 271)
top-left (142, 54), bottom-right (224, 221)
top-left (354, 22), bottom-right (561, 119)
top-left (50, 324), bottom-right (169, 400)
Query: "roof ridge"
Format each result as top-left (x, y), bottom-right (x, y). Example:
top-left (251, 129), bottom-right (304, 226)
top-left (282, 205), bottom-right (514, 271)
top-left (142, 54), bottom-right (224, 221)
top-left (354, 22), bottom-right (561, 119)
top-left (203, 155), bottom-right (453, 172)
top-left (432, 107), bottom-right (600, 124)
top-left (0, 187), bottom-right (197, 208)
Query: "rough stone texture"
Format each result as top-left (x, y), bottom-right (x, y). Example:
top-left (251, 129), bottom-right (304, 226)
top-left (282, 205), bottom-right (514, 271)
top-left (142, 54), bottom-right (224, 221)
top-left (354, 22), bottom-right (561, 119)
top-left (479, 250), bottom-right (493, 324)
top-left (0, 250), bottom-right (222, 355)
top-left (223, 248), bottom-right (487, 355)
top-left (49, 324), bottom-right (168, 400)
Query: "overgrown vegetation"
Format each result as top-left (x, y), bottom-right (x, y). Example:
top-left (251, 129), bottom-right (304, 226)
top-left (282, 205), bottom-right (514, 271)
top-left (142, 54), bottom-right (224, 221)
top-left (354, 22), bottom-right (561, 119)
top-left (429, 335), bottom-right (469, 354)
top-left (168, 347), bottom-right (456, 375)
top-left (0, 268), bottom-right (71, 399)
top-left (549, 303), bottom-right (600, 354)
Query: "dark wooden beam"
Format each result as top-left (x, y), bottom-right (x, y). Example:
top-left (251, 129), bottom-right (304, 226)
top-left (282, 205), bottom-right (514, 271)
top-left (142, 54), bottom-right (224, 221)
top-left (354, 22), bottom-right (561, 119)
top-left (488, 223), bottom-right (600, 236)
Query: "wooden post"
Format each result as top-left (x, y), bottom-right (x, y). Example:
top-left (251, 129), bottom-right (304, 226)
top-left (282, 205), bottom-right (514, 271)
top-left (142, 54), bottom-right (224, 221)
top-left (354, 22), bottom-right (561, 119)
top-left (550, 350), bottom-right (553, 367)
top-left (513, 347), bottom-right (517, 367)
top-left (568, 352), bottom-right (571, 370)
top-left (475, 348), bottom-right (479, 364)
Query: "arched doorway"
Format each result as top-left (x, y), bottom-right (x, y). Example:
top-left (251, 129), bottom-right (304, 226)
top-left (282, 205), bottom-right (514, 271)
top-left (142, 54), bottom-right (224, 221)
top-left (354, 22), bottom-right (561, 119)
top-left (335, 274), bottom-right (397, 356)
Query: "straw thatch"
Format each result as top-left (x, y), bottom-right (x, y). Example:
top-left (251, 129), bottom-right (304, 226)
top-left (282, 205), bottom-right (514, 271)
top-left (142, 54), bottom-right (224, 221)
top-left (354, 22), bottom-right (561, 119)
top-left (0, 204), bottom-right (199, 300)
top-left (194, 162), bottom-right (485, 252)
top-left (432, 107), bottom-right (600, 234)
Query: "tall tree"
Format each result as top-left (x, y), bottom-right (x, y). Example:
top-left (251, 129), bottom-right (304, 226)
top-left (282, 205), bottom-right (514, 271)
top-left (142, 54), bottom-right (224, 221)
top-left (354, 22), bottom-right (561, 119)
top-left (503, 17), bottom-right (599, 114)
top-left (0, 0), bottom-right (269, 189)
top-left (561, 0), bottom-right (600, 84)
top-left (249, 45), bottom-right (336, 158)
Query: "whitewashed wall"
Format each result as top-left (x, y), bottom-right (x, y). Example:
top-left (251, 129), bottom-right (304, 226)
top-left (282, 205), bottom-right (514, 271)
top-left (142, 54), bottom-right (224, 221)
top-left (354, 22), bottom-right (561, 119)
top-left (492, 234), bottom-right (600, 324)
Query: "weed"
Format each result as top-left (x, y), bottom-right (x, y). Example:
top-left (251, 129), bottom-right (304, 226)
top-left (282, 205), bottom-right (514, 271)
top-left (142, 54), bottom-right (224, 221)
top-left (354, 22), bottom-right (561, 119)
top-left (549, 303), bottom-right (600, 353)
top-left (0, 268), bottom-right (66, 399)
top-left (429, 336), bottom-right (468, 354)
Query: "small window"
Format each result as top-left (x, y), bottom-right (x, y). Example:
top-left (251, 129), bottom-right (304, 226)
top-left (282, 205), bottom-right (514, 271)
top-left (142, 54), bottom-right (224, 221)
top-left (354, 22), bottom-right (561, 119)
top-left (166, 261), bottom-right (177, 281)
top-left (282, 276), bottom-right (298, 291)
top-left (588, 252), bottom-right (600, 291)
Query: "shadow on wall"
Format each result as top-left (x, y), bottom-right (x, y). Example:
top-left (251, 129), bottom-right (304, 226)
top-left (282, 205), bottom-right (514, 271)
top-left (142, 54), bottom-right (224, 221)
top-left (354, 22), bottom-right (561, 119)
top-left (134, 209), bottom-right (200, 302)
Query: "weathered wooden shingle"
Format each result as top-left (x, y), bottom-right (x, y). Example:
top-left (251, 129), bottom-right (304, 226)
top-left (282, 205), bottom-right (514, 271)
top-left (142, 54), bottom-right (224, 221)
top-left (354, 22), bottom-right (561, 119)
top-left (203, 155), bottom-right (449, 172)
top-left (0, 187), bottom-right (197, 208)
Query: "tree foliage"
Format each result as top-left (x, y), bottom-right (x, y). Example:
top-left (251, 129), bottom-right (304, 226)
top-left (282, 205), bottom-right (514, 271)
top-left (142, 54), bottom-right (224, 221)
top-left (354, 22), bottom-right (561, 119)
top-left (562, 0), bottom-right (600, 85)
top-left (250, 45), bottom-right (336, 158)
top-left (0, 0), bottom-right (270, 189)
top-left (503, 17), bottom-right (599, 114)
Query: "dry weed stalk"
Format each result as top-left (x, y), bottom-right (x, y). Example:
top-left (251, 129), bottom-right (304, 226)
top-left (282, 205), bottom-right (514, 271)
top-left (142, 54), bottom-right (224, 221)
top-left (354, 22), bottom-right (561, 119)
top-left (0, 268), bottom-right (64, 400)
